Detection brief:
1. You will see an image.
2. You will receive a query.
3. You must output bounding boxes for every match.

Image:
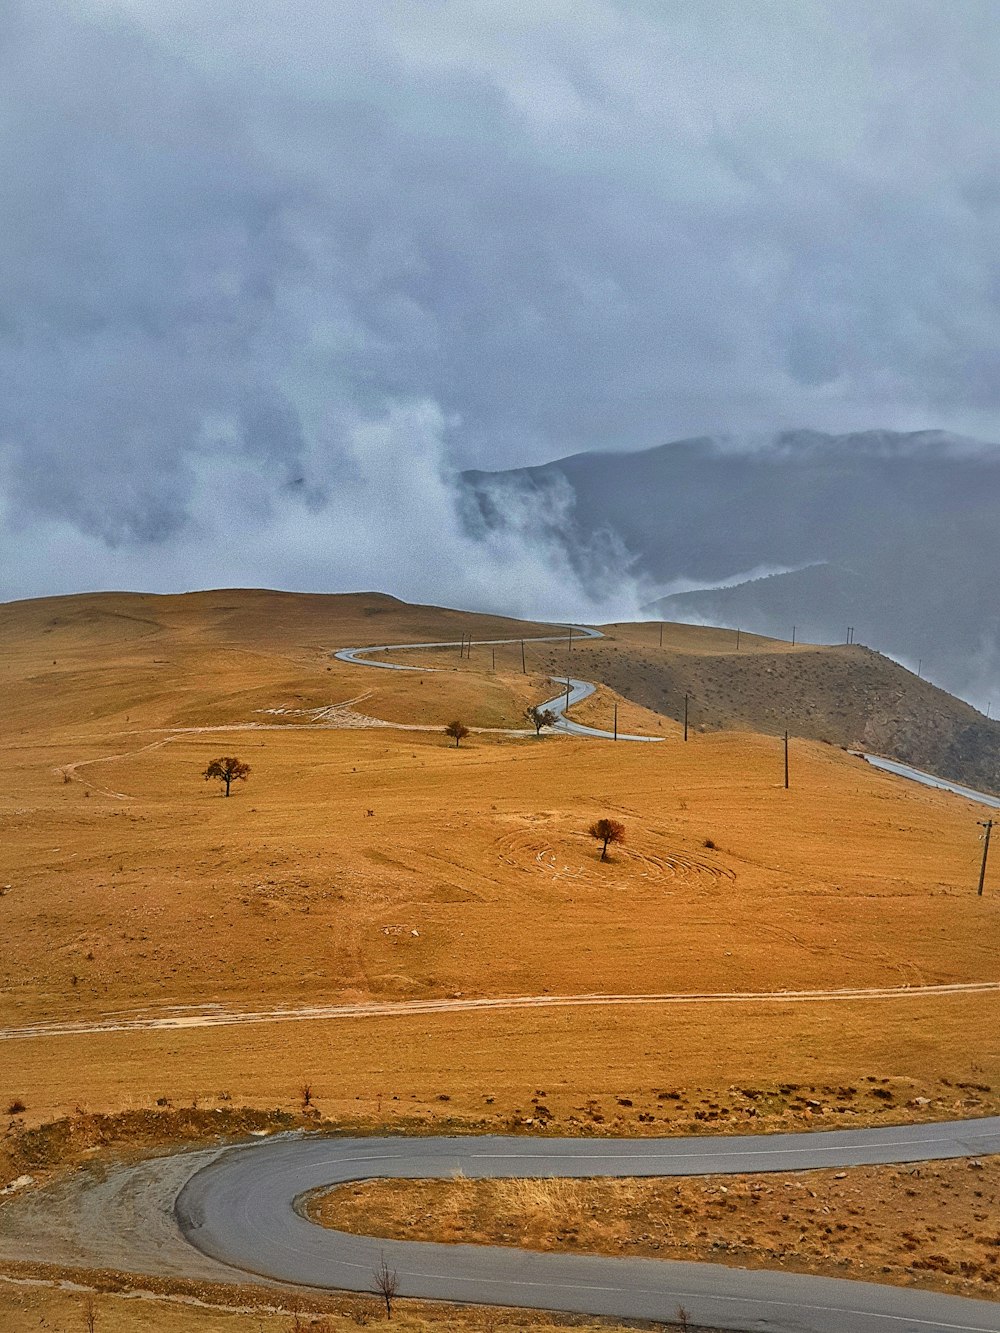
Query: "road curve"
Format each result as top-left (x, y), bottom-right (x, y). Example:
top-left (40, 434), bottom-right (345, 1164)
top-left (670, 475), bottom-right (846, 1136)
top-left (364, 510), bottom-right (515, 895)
top-left (176, 1125), bottom-right (1000, 1332)
top-left (335, 624), bottom-right (664, 741)
top-left (333, 625), bottom-right (603, 673)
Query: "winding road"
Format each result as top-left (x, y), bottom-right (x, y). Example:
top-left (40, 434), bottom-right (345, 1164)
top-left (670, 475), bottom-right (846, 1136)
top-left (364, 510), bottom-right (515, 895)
top-left (171, 1125), bottom-right (1000, 1332)
top-left (335, 624), bottom-right (664, 742)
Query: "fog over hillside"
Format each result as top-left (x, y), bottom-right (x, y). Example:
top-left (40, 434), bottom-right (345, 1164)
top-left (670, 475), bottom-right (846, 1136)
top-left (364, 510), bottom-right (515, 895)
top-left (0, 5), bottom-right (998, 659)
top-left (462, 430), bottom-right (1000, 711)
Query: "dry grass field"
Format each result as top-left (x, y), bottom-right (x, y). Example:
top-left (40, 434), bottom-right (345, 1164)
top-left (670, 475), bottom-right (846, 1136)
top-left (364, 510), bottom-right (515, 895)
top-left (2, 588), bottom-right (1000, 1325)
top-left (2, 587), bottom-right (1000, 1128)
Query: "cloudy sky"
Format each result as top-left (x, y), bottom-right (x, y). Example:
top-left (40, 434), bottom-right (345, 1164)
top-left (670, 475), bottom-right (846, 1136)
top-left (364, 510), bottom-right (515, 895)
top-left (1, 1), bottom-right (998, 616)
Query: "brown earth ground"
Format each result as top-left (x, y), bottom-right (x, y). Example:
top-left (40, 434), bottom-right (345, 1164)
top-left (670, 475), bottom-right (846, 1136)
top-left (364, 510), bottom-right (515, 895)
top-left (2, 589), bottom-right (1000, 1321)
top-left (313, 1157), bottom-right (1000, 1302)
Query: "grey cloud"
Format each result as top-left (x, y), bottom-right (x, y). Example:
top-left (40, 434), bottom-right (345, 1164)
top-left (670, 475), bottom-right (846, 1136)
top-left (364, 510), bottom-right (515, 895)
top-left (1, 0), bottom-right (999, 614)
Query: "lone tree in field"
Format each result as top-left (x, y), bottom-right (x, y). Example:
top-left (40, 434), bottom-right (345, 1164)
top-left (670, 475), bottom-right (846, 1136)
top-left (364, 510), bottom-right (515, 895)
top-left (203, 756), bottom-right (251, 797)
top-left (444, 720), bottom-right (469, 748)
top-left (526, 704), bottom-right (556, 735)
top-left (589, 817), bottom-right (625, 861)
top-left (372, 1252), bottom-right (399, 1318)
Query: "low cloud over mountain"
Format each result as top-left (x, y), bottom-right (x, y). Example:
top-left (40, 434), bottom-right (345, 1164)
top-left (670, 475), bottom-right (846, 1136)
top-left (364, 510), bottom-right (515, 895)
top-left (462, 430), bottom-right (1000, 710)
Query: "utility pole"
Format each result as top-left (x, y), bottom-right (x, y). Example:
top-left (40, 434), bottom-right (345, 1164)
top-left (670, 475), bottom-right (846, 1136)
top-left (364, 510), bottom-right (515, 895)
top-left (735, 628), bottom-right (740, 651)
top-left (613, 701), bottom-right (618, 741)
top-left (917, 659), bottom-right (922, 679)
top-left (520, 640), bottom-right (526, 674)
top-left (568, 624), bottom-right (574, 652)
top-left (659, 622), bottom-right (663, 648)
top-left (683, 693), bottom-right (689, 742)
top-left (791, 626), bottom-right (796, 646)
top-left (565, 677), bottom-right (571, 713)
top-left (784, 730), bottom-right (790, 789)
top-left (978, 819), bottom-right (994, 896)
top-left (492, 646), bottom-right (496, 672)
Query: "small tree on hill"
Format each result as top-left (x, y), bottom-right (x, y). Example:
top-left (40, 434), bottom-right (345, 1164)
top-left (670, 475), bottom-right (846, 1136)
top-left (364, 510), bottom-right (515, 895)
top-left (526, 704), bottom-right (556, 735)
top-left (203, 756), bottom-right (251, 797)
top-left (444, 720), bottom-right (469, 748)
top-left (589, 817), bottom-right (625, 861)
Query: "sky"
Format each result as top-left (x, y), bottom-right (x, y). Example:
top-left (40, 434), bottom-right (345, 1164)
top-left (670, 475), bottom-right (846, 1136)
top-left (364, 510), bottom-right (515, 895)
top-left (1, 1), bottom-right (999, 618)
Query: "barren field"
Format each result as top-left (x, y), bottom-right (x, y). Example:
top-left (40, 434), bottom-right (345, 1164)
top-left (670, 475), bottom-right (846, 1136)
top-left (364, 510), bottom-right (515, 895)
top-left (2, 589), bottom-right (999, 1124)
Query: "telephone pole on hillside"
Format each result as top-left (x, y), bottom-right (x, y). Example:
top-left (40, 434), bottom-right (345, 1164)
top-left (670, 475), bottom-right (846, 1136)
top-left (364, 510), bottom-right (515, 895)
top-left (978, 820), bottom-right (994, 896)
top-left (683, 693), bottom-right (689, 742)
top-left (784, 730), bottom-right (790, 790)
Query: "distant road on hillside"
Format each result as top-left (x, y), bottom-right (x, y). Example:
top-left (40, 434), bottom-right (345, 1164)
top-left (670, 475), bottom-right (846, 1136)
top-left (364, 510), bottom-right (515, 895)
top-left (335, 624), bottom-right (662, 741)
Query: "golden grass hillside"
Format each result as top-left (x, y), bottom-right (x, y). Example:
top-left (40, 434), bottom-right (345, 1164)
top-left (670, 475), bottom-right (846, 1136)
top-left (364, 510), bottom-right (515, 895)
top-left (1, 588), bottom-right (999, 1130)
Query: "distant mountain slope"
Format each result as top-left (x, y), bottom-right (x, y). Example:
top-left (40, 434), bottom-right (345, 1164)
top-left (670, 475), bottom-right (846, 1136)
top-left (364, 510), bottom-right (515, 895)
top-left (461, 429), bottom-right (1000, 707)
top-left (649, 564), bottom-right (869, 644)
top-left (526, 622), bottom-right (1000, 796)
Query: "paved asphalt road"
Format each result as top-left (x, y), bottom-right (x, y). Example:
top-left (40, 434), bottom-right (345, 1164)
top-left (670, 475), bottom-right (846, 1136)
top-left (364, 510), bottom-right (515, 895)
top-left (333, 625), bottom-right (602, 672)
top-left (177, 1123), bottom-right (1000, 1333)
top-left (859, 753), bottom-right (1000, 811)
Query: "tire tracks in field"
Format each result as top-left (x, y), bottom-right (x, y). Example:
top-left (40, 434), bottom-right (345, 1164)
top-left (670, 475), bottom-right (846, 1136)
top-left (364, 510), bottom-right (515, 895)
top-left (3, 979), bottom-right (1000, 1043)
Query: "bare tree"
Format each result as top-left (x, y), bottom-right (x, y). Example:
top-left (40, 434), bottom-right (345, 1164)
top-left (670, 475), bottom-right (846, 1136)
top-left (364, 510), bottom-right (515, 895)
top-left (526, 705), bottom-right (556, 735)
top-left (444, 720), bottom-right (469, 748)
top-left (676, 1306), bottom-right (691, 1332)
top-left (372, 1252), bottom-right (399, 1318)
top-left (203, 756), bottom-right (251, 797)
top-left (588, 817), bottom-right (625, 861)
top-left (83, 1295), bottom-right (97, 1333)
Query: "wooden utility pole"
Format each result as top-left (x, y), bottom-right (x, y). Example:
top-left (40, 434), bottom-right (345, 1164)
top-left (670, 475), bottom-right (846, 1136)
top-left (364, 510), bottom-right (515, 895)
top-left (613, 701), bottom-right (618, 740)
top-left (978, 819), bottom-right (994, 896)
top-left (568, 625), bottom-right (574, 652)
top-left (683, 693), bottom-right (689, 742)
top-left (735, 628), bottom-right (740, 651)
top-left (520, 639), bottom-right (526, 674)
top-left (784, 730), bottom-right (789, 789)
top-left (491, 646), bottom-right (496, 671)
top-left (659, 622), bottom-right (663, 648)
top-left (565, 677), bottom-right (571, 712)
top-left (791, 626), bottom-right (796, 646)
